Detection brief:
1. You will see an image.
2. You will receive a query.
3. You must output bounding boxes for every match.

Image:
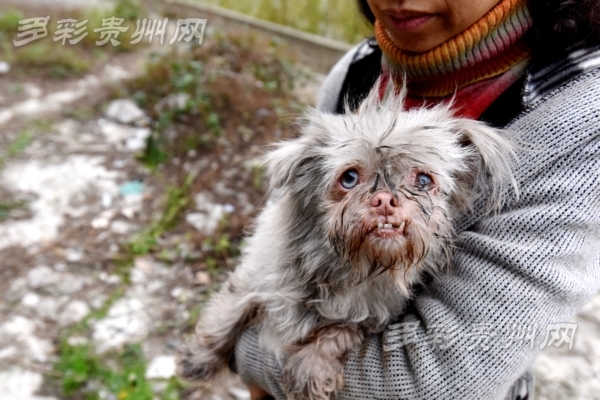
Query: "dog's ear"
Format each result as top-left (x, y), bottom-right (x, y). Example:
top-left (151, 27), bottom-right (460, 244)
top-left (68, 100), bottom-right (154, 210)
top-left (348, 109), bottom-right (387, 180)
top-left (452, 119), bottom-right (519, 213)
top-left (263, 133), bottom-right (323, 191)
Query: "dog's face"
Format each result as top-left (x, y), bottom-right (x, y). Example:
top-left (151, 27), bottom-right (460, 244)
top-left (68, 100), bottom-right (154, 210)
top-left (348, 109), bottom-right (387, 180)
top-left (265, 87), bottom-right (516, 283)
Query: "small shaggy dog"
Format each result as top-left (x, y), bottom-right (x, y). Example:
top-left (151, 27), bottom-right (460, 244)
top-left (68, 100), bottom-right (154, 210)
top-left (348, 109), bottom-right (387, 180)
top-left (178, 84), bottom-right (517, 399)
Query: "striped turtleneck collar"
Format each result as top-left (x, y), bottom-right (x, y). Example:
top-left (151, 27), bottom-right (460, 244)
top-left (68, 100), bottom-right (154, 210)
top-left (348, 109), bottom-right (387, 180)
top-left (375, 0), bottom-right (533, 98)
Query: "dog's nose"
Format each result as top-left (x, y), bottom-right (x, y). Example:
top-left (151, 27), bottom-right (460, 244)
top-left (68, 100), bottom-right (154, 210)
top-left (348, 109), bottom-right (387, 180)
top-left (370, 191), bottom-right (398, 215)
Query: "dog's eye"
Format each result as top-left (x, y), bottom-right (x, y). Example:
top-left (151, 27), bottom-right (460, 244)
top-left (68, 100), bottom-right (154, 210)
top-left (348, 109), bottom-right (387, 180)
top-left (416, 173), bottom-right (433, 189)
top-left (340, 169), bottom-right (360, 190)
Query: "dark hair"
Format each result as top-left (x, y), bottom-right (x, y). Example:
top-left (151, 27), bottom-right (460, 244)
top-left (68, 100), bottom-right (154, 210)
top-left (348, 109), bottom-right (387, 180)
top-left (356, 0), bottom-right (600, 61)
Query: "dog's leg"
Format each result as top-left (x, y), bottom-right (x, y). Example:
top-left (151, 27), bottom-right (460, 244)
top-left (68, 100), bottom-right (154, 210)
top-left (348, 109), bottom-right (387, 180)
top-left (282, 326), bottom-right (364, 400)
top-left (178, 277), bottom-right (258, 381)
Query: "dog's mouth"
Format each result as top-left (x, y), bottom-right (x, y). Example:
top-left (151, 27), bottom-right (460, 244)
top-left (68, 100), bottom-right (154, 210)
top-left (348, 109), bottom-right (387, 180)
top-left (370, 220), bottom-right (406, 238)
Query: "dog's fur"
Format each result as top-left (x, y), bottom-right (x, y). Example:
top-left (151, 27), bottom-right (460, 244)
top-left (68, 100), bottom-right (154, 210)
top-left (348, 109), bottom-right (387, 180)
top-left (178, 84), bottom-right (517, 399)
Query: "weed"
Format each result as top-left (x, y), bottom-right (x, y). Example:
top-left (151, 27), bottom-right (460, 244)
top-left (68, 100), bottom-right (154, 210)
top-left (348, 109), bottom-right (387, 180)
top-left (51, 284), bottom-right (170, 400)
top-left (8, 43), bottom-right (91, 78)
top-left (128, 174), bottom-right (194, 255)
top-left (63, 107), bottom-right (96, 122)
top-left (80, 1), bottom-right (145, 53)
top-left (0, 8), bottom-right (23, 34)
top-left (0, 200), bottom-right (28, 220)
top-left (118, 30), bottom-right (296, 169)
top-left (55, 341), bottom-right (154, 400)
top-left (0, 123), bottom-right (46, 167)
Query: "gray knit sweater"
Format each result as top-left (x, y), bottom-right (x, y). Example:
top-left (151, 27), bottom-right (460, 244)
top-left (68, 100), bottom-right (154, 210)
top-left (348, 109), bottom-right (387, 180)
top-left (234, 43), bottom-right (600, 399)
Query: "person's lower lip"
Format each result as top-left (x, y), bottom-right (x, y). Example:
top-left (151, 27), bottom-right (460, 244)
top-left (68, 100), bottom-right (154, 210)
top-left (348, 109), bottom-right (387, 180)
top-left (388, 14), bottom-right (434, 31)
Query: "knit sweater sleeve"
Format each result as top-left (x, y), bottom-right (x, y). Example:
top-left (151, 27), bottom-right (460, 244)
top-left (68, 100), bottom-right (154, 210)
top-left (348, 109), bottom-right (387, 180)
top-left (234, 69), bottom-right (600, 399)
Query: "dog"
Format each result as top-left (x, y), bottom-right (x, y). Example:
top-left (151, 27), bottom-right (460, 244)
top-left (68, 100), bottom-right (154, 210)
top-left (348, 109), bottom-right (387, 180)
top-left (178, 83), bottom-right (517, 400)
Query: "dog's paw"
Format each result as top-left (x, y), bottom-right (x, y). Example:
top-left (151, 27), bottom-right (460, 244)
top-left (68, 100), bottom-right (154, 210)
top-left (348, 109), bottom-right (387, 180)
top-left (177, 341), bottom-right (227, 381)
top-left (282, 351), bottom-right (344, 400)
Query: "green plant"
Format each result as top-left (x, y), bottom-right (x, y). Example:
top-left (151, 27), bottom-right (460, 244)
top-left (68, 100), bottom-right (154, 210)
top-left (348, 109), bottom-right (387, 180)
top-left (55, 342), bottom-right (154, 400)
top-left (0, 122), bottom-right (49, 167)
top-left (0, 8), bottom-right (23, 34)
top-left (128, 174), bottom-right (194, 254)
top-left (0, 200), bottom-right (28, 220)
top-left (9, 43), bottom-right (91, 78)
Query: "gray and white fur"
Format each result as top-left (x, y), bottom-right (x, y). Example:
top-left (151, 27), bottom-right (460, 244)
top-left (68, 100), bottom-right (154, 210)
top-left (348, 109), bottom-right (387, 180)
top-left (178, 83), bottom-right (517, 400)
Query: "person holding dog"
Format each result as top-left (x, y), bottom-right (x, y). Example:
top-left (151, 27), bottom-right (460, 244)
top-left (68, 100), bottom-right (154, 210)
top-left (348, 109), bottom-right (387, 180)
top-left (233, 0), bottom-right (600, 398)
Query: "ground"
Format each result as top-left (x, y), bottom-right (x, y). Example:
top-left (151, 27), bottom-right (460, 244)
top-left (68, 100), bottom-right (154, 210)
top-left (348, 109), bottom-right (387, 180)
top-left (0, 1), bottom-right (599, 400)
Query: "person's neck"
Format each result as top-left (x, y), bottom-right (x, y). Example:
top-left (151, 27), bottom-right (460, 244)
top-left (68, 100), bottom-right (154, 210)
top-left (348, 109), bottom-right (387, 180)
top-left (375, 0), bottom-right (532, 98)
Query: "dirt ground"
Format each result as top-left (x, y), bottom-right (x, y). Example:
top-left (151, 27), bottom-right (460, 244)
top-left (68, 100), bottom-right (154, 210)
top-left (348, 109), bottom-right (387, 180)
top-left (0, 1), bottom-right (599, 400)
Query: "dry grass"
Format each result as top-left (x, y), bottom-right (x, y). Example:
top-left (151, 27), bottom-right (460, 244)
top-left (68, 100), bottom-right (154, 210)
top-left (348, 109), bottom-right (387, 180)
top-left (195, 0), bottom-right (372, 43)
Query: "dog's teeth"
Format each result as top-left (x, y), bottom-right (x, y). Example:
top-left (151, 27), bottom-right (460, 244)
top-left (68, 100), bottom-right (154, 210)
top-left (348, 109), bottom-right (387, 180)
top-left (384, 223), bottom-right (392, 229)
top-left (378, 222), bottom-right (383, 229)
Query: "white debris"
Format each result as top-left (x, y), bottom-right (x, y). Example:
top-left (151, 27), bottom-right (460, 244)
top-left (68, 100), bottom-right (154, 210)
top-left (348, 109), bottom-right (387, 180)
top-left (0, 156), bottom-right (121, 250)
top-left (145, 355), bottom-right (176, 379)
top-left (21, 293), bottom-right (41, 307)
top-left (36, 296), bottom-right (69, 321)
top-left (65, 248), bottom-right (84, 262)
top-left (1, 315), bottom-right (36, 336)
top-left (27, 265), bottom-right (60, 289)
top-left (195, 271), bottom-right (212, 286)
top-left (101, 193), bottom-right (113, 208)
top-left (59, 300), bottom-right (90, 326)
top-left (0, 316), bottom-right (53, 363)
top-left (110, 220), bottom-right (131, 235)
top-left (23, 83), bottom-right (44, 99)
top-left (0, 346), bottom-right (17, 360)
top-left (0, 368), bottom-right (58, 400)
top-left (186, 212), bottom-right (222, 235)
top-left (154, 93), bottom-right (190, 113)
top-left (98, 119), bottom-right (151, 152)
top-left (92, 297), bottom-right (150, 353)
top-left (92, 209), bottom-right (117, 229)
top-left (105, 99), bottom-right (147, 125)
top-left (0, 61), bottom-right (10, 74)
top-left (67, 336), bottom-right (89, 346)
top-left (55, 274), bottom-right (88, 295)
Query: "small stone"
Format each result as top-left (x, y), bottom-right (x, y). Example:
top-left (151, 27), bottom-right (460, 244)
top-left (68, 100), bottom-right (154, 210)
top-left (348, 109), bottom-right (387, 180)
top-left (102, 193), bottom-right (113, 208)
top-left (23, 83), bottom-right (43, 98)
top-left (110, 220), bottom-right (131, 235)
top-left (21, 292), bottom-right (41, 307)
top-left (0, 61), bottom-right (10, 74)
top-left (36, 296), bottom-right (69, 320)
top-left (0, 368), bottom-right (58, 400)
top-left (54, 262), bottom-right (67, 272)
top-left (154, 93), bottom-right (190, 113)
top-left (145, 355), bottom-right (176, 379)
top-left (67, 336), bottom-right (89, 346)
top-left (55, 274), bottom-right (87, 294)
top-left (65, 248), bottom-right (84, 262)
top-left (27, 265), bottom-right (59, 289)
top-left (92, 209), bottom-right (116, 229)
top-left (134, 256), bottom-right (155, 275)
top-left (186, 208), bottom-right (225, 235)
top-left (195, 271), bottom-right (211, 286)
top-left (170, 287), bottom-right (183, 299)
top-left (105, 99), bottom-right (147, 125)
top-left (1, 315), bottom-right (35, 336)
top-left (0, 346), bottom-right (17, 359)
top-left (125, 128), bottom-right (151, 152)
top-left (59, 301), bottom-right (90, 326)
top-left (92, 297), bottom-right (150, 352)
